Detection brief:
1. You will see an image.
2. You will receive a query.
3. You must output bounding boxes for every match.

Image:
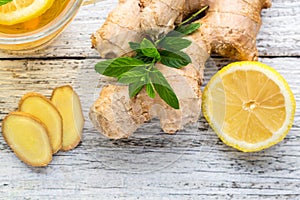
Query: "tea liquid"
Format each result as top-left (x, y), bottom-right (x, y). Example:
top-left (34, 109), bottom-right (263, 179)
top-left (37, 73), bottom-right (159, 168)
top-left (0, 0), bottom-right (70, 34)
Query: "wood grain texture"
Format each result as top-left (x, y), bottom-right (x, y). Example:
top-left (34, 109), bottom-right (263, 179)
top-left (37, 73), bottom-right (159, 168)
top-left (0, 0), bottom-right (300, 199)
top-left (1, 57), bottom-right (300, 199)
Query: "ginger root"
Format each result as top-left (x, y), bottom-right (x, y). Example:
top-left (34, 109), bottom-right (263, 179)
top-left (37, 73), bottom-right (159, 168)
top-left (51, 85), bottom-right (84, 151)
top-left (92, 0), bottom-right (204, 58)
top-left (90, 0), bottom-right (271, 139)
top-left (2, 112), bottom-right (52, 167)
top-left (90, 43), bottom-right (206, 139)
top-left (19, 93), bottom-right (63, 154)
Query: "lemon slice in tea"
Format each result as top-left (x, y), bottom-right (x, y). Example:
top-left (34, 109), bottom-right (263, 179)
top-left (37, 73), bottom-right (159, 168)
top-left (202, 61), bottom-right (295, 152)
top-left (0, 0), bottom-right (55, 26)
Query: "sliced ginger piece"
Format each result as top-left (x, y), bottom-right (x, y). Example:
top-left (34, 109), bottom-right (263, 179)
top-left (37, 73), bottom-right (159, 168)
top-left (2, 112), bottom-right (52, 167)
top-left (51, 85), bottom-right (84, 151)
top-left (19, 93), bottom-right (62, 154)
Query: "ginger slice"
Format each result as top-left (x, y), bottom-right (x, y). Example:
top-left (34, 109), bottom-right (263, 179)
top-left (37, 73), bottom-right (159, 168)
top-left (2, 112), bottom-right (52, 167)
top-left (51, 85), bottom-right (84, 151)
top-left (19, 93), bottom-right (63, 154)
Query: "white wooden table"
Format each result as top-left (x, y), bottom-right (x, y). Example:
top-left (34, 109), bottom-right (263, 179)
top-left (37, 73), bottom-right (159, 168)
top-left (0, 0), bottom-right (300, 199)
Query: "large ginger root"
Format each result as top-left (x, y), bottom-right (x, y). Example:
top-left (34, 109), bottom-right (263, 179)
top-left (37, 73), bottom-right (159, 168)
top-left (92, 0), bottom-right (270, 60)
top-left (91, 0), bottom-right (205, 58)
top-left (90, 0), bottom-right (271, 139)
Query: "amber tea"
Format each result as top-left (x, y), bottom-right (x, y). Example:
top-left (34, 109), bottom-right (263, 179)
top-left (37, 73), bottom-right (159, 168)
top-left (0, 0), bottom-right (70, 34)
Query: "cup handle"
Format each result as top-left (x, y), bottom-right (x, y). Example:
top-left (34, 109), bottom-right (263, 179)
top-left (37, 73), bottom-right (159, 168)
top-left (82, 0), bottom-right (104, 6)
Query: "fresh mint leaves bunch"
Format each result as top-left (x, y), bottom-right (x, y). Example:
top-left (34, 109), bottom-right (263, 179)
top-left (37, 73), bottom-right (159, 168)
top-left (0, 0), bottom-right (13, 6)
top-left (95, 23), bottom-right (201, 109)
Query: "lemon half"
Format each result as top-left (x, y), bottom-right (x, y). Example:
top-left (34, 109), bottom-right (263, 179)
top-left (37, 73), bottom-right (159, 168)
top-left (202, 61), bottom-right (296, 152)
top-left (0, 0), bottom-right (55, 26)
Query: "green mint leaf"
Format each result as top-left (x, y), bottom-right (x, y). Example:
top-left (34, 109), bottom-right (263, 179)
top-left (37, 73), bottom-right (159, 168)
top-left (159, 50), bottom-right (192, 69)
top-left (127, 67), bottom-right (147, 97)
top-left (118, 67), bottom-right (146, 84)
top-left (166, 30), bottom-right (185, 38)
top-left (0, 0), bottom-right (12, 6)
top-left (95, 59), bottom-right (114, 74)
top-left (166, 23), bottom-right (200, 37)
top-left (95, 57), bottom-right (145, 78)
top-left (150, 69), bottom-right (179, 109)
top-left (129, 81), bottom-right (145, 98)
top-left (131, 39), bottom-right (160, 62)
top-left (158, 37), bottom-right (192, 52)
top-left (146, 83), bottom-right (156, 98)
top-left (134, 51), bottom-right (154, 64)
top-left (129, 42), bottom-right (151, 63)
top-left (175, 23), bottom-right (200, 35)
top-left (135, 54), bottom-right (154, 63)
top-left (140, 38), bottom-right (160, 60)
top-left (129, 42), bottom-right (140, 51)
top-left (103, 57), bottom-right (144, 77)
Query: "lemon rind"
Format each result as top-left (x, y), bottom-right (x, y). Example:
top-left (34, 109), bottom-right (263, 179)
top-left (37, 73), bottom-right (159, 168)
top-left (202, 61), bottom-right (296, 152)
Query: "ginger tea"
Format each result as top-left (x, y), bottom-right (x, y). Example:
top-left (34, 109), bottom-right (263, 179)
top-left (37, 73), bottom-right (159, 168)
top-left (0, 0), bottom-right (70, 34)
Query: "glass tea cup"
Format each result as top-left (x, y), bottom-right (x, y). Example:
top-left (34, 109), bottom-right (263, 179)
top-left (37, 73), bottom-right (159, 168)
top-left (0, 0), bottom-right (100, 52)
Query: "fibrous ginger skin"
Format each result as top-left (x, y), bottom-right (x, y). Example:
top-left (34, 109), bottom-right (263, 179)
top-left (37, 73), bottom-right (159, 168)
top-left (90, 0), bottom-right (271, 139)
top-left (192, 0), bottom-right (272, 61)
top-left (183, 0), bottom-right (204, 19)
top-left (91, 0), bottom-right (142, 58)
top-left (139, 0), bottom-right (185, 34)
top-left (91, 0), bottom-right (199, 58)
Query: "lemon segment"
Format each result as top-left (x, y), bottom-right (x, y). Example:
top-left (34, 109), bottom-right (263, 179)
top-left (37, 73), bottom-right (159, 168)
top-left (202, 61), bottom-right (296, 152)
top-left (0, 0), bottom-right (55, 26)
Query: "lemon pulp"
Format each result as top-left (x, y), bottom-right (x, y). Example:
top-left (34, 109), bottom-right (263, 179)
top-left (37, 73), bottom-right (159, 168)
top-left (202, 61), bottom-right (295, 152)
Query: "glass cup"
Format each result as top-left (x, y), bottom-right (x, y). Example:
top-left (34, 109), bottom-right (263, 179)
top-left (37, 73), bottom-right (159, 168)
top-left (0, 0), bottom-right (99, 52)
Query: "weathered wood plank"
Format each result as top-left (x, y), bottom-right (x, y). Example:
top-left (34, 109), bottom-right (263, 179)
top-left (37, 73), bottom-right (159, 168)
top-left (0, 0), bottom-right (299, 58)
top-left (0, 57), bottom-right (299, 199)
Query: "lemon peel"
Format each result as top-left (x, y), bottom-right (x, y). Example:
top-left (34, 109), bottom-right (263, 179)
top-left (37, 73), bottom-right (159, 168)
top-left (202, 61), bottom-right (296, 152)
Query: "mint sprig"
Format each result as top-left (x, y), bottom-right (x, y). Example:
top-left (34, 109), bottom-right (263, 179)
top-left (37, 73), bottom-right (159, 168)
top-left (95, 21), bottom-right (202, 109)
top-left (0, 0), bottom-right (12, 6)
